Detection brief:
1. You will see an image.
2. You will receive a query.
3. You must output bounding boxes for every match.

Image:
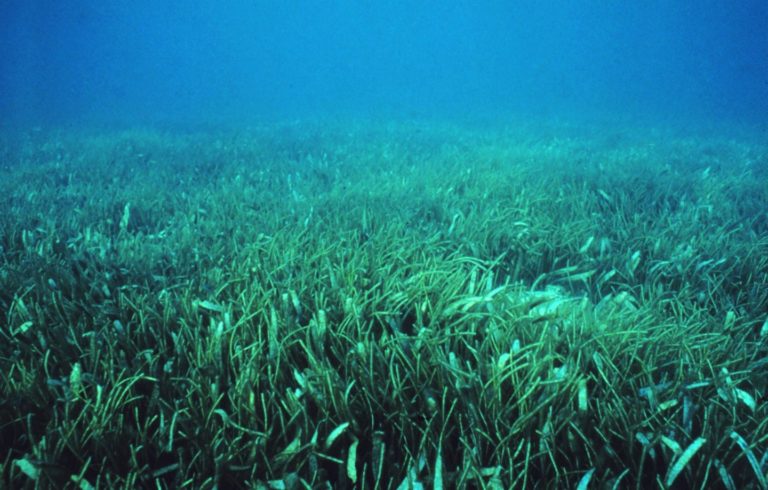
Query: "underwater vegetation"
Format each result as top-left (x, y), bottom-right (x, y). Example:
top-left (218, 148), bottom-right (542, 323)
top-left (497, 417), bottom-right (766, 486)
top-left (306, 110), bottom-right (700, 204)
top-left (0, 121), bottom-right (767, 488)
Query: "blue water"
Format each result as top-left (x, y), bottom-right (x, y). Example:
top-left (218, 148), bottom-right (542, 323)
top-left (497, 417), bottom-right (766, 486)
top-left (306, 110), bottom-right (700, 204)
top-left (2, 1), bottom-right (767, 127)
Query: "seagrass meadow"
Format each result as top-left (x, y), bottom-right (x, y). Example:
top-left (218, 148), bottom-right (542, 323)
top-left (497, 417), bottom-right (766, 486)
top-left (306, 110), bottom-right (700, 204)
top-left (0, 121), bottom-right (767, 489)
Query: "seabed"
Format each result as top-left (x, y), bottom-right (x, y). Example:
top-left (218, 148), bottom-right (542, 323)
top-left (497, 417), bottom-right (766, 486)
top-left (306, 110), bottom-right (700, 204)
top-left (1, 120), bottom-right (767, 488)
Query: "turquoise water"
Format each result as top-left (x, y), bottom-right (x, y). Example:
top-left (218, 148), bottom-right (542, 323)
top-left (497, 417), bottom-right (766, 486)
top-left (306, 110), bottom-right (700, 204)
top-left (1, 1), bottom-right (766, 128)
